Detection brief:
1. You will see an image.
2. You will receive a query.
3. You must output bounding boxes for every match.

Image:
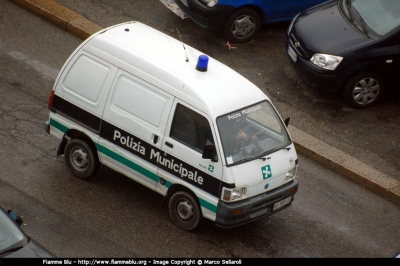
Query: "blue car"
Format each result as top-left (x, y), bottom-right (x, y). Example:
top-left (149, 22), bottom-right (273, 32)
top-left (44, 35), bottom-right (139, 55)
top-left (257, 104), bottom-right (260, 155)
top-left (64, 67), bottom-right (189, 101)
top-left (174, 0), bottom-right (328, 43)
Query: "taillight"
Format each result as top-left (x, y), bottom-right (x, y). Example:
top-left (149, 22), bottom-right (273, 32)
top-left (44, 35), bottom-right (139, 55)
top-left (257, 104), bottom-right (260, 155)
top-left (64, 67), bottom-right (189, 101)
top-left (47, 90), bottom-right (54, 110)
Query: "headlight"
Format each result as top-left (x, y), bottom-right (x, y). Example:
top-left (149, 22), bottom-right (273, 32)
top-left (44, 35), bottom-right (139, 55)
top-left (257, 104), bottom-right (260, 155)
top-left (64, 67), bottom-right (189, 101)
top-left (310, 53), bottom-right (343, 70)
top-left (222, 187), bottom-right (246, 201)
top-left (288, 13), bottom-right (300, 34)
top-left (285, 166), bottom-right (298, 183)
top-left (201, 0), bottom-right (218, 7)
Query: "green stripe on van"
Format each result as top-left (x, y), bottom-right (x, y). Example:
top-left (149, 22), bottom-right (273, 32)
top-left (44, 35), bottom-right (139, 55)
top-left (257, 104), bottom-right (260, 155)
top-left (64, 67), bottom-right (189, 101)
top-left (50, 118), bottom-right (216, 213)
top-left (198, 197), bottom-right (217, 213)
top-left (50, 118), bottom-right (68, 133)
top-left (95, 143), bottom-right (159, 182)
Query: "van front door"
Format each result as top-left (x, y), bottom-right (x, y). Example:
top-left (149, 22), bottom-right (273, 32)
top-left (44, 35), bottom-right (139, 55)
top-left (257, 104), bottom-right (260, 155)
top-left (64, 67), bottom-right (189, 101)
top-left (158, 100), bottom-right (223, 217)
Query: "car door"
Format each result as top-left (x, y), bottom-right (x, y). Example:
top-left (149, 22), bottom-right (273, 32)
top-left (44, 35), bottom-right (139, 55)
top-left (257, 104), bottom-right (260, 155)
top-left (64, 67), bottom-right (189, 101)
top-left (157, 100), bottom-right (223, 199)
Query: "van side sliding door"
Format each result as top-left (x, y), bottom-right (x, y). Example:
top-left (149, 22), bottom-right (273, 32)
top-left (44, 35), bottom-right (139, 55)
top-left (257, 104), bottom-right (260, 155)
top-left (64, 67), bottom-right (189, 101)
top-left (99, 69), bottom-right (174, 191)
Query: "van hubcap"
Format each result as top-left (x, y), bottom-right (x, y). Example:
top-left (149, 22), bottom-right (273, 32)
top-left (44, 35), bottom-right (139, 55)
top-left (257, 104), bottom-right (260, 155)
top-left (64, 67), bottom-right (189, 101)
top-left (71, 148), bottom-right (88, 170)
top-left (177, 200), bottom-right (193, 220)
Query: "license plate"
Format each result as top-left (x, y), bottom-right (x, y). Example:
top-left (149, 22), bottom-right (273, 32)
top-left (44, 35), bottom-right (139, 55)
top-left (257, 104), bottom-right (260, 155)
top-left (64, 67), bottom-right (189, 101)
top-left (180, 0), bottom-right (188, 7)
top-left (273, 196), bottom-right (292, 211)
top-left (287, 45), bottom-right (297, 63)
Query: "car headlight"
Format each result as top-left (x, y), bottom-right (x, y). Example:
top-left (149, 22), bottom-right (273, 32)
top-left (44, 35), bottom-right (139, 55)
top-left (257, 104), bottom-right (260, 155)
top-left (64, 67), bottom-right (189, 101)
top-left (288, 13), bottom-right (300, 34)
top-left (310, 53), bottom-right (343, 70)
top-left (201, 0), bottom-right (218, 7)
top-left (285, 166), bottom-right (298, 183)
top-left (222, 187), bottom-right (246, 201)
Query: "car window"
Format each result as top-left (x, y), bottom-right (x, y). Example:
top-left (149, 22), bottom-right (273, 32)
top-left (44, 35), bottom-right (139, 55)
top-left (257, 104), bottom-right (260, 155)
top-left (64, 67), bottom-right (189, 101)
top-left (349, 0), bottom-right (400, 36)
top-left (170, 104), bottom-right (214, 153)
top-left (217, 101), bottom-right (291, 166)
top-left (0, 210), bottom-right (25, 255)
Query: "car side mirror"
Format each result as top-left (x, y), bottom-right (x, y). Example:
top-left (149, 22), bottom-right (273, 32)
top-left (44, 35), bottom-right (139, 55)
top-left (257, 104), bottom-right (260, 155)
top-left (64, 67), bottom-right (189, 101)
top-left (284, 117), bottom-right (290, 127)
top-left (202, 143), bottom-right (218, 162)
top-left (7, 210), bottom-right (23, 226)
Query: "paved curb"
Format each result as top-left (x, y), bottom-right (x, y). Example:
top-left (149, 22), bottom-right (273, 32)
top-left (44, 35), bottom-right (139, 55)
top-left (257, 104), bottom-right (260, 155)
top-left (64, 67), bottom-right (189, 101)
top-left (289, 126), bottom-right (400, 206)
top-left (10, 0), bottom-right (102, 39)
top-left (9, 0), bottom-right (400, 207)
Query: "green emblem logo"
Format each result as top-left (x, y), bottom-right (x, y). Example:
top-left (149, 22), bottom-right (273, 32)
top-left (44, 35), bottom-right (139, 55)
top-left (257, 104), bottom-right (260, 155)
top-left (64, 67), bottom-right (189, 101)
top-left (208, 165), bottom-right (214, 173)
top-left (261, 165), bottom-right (272, 180)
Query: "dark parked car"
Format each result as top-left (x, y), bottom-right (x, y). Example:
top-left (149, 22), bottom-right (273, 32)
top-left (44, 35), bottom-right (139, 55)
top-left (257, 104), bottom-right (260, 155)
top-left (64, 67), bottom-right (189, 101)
top-left (0, 206), bottom-right (55, 258)
top-left (175, 0), bottom-right (328, 43)
top-left (285, 0), bottom-right (400, 108)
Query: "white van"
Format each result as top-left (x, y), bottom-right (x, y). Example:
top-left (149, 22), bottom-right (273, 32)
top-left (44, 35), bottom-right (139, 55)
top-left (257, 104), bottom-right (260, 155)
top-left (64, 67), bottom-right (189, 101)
top-left (44, 21), bottom-right (299, 231)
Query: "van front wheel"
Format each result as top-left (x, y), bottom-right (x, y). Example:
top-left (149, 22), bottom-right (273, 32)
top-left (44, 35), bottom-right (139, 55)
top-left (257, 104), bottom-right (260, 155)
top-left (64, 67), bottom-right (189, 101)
top-left (168, 191), bottom-right (201, 231)
top-left (64, 139), bottom-right (99, 179)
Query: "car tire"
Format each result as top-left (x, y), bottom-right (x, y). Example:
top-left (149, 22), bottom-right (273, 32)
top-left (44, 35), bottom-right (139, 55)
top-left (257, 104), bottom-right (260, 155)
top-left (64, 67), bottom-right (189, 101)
top-left (64, 138), bottom-right (99, 179)
top-left (223, 8), bottom-right (261, 43)
top-left (168, 191), bottom-right (201, 231)
top-left (343, 72), bottom-right (383, 109)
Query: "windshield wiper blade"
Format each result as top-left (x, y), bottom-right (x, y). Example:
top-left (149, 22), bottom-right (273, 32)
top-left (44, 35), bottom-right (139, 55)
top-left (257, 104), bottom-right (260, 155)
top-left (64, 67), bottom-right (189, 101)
top-left (0, 246), bottom-right (23, 255)
top-left (239, 146), bottom-right (292, 163)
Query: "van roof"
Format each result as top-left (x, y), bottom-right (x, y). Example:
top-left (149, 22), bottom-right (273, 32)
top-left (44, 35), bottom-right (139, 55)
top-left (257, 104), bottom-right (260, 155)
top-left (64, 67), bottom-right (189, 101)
top-left (82, 22), bottom-right (269, 119)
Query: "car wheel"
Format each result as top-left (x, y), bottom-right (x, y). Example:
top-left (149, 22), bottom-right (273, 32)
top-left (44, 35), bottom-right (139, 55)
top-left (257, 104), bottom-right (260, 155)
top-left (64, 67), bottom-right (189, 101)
top-left (223, 8), bottom-right (261, 43)
top-left (64, 138), bottom-right (99, 179)
top-left (168, 191), bottom-right (201, 231)
top-left (343, 72), bottom-right (383, 109)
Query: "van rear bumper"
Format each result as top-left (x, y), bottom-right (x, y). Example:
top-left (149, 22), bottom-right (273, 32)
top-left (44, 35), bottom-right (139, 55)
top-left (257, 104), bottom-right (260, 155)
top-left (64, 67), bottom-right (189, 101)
top-left (44, 120), bottom-right (50, 134)
top-left (215, 179), bottom-right (298, 228)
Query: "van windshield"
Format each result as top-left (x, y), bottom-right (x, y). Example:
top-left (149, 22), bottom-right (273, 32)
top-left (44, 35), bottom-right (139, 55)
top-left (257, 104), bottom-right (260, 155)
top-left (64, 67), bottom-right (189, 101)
top-left (342, 0), bottom-right (400, 37)
top-left (217, 101), bottom-right (291, 166)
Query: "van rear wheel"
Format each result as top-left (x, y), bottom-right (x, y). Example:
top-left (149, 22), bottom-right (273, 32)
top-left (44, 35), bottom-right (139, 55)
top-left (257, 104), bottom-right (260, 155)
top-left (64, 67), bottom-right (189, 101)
top-left (168, 191), bottom-right (201, 231)
top-left (64, 138), bottom-right (99, 179)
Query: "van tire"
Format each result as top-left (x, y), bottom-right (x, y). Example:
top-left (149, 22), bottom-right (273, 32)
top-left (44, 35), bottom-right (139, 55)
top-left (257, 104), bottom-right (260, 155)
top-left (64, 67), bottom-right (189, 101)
top-left (223, 8), bottom-right (261, 43)
top-left (64, 138), bottom-right (99, 179)
top-left (168, 191), bottom-right (201, 231)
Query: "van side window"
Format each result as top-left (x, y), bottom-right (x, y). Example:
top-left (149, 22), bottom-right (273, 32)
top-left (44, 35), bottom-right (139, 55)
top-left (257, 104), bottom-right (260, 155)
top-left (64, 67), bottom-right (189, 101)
top-left (170, 104), bottom-right (214, 153)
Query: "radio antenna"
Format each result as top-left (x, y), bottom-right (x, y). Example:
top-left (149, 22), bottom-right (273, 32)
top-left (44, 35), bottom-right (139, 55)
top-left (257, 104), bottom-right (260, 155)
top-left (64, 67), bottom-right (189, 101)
top-left (176, 28), bottom-right (189, 62)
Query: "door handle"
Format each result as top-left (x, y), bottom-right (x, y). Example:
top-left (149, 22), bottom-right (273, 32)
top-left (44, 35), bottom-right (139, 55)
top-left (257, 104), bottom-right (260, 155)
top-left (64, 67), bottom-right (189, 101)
top-left (165, 142), bottom-right (173, 148)
top-left (153, 135), bottom-right (159, 144)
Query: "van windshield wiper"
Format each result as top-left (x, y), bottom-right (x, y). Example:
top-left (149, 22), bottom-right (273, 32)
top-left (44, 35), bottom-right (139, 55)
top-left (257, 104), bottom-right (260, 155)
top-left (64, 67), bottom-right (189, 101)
top-left (238, 145), bottom-right (292, 163)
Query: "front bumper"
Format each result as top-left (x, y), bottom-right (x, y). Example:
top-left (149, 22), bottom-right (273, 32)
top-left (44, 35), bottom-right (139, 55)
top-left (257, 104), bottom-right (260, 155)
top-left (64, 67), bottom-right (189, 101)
top-left (215, 179), bottom-right (298, 228)
top-left (285, 33), bottom-right (347, 93)
top-left (174, 0), bottom-right (234, 30)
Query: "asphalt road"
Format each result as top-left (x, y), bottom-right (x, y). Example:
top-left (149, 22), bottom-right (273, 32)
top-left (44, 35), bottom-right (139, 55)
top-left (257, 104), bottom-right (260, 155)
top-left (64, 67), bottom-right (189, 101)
top-left (47, 0), bottom-right (400, 182)
top-left (1, 0), bottom-right (400, 259)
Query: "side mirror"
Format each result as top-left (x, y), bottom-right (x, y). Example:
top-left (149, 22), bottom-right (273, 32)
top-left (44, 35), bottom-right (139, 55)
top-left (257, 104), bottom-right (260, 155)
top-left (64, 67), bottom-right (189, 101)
top-left (284, 117), bottom-right (290, 127)
top-left (202, 144), bottom-right (218, 162)
top-left (7, 210), bottom-right (23, 226)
